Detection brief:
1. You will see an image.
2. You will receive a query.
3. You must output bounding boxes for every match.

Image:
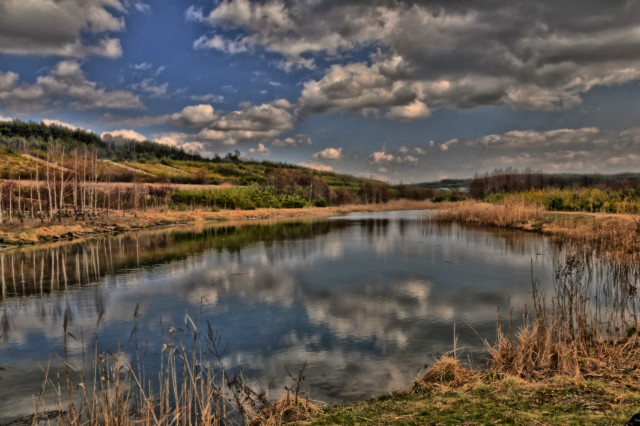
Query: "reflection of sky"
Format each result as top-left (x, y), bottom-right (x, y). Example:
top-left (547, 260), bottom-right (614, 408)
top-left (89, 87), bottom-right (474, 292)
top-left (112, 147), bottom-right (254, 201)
top-left (0, 212), bottom-right (557, 421)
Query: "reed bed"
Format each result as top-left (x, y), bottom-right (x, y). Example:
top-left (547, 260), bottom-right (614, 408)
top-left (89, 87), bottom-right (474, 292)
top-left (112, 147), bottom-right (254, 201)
top-left (432, 199), bottom-right (640, 263)
top-left (27, 313), bottom-right (316, 426)
top-left (489, 249), bottom-right (640, 381)
top-left (431, 199), bottom-right (544, 229)
top-left (432, 199), bottom-right (640, 383)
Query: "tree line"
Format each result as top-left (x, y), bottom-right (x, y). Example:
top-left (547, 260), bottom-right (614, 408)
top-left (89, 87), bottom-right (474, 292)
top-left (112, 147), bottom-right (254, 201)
top-left (469, 168), bottom-right (640, 199)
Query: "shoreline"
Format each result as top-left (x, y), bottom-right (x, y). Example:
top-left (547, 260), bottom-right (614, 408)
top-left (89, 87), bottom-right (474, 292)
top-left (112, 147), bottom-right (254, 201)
top-left (0, 199), bottom-right (439, 251)
top-left (295, 368), bottom-right (640, 426)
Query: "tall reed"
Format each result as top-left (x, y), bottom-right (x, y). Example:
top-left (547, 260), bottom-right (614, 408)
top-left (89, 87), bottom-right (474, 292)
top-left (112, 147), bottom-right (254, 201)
top-left (490, 249), bottom-right (640, 380)
top-left (28, 311), bottom-right (317, 426)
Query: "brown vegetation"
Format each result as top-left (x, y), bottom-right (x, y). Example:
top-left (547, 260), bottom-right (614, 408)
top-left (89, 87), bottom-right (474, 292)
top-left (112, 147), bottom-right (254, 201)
top-left (432, 199), bottom-right (640, 262)
top-left (0, 199), bottom-right (440, 249)
top-left (416, 357), bottom-right (480, 389)
top-left (431, 199), bottom-right (544, 229)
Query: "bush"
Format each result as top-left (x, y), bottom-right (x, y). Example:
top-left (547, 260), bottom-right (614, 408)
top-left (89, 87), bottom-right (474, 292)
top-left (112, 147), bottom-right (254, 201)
top-left (314, 197), bottom-right (328, 207)
top-left (169, 185), bottom-right (309, 210)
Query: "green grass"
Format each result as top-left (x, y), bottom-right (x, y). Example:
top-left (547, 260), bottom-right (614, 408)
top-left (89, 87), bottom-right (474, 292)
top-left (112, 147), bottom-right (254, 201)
top-left (483, 188), bottom-right (640, 213)
top-left (305, 378), bottom-right (640, 426)
top-left (170, 185), bottom-right (309, 209)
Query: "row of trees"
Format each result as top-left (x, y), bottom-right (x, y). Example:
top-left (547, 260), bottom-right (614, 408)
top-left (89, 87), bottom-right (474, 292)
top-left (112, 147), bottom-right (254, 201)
top-left (0, 141), bottom-right (172, 224)
top-left (470, 168), bottom-right (640, 199)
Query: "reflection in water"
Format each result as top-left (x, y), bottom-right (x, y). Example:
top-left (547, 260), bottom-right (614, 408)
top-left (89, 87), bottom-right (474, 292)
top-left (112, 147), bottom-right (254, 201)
top-left (0, 210), bottom-right (618, 421)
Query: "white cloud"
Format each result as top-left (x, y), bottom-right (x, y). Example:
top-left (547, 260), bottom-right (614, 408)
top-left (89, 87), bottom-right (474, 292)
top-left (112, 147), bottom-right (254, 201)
top-left (0, 115), bottom-right (13, 122)
top-left (311, 147), bottom-right (343, 161)
top-left (190, 93), bottom-right (224, 103)
top-left (196, 99), bottom-right (295, 145)
top-left (386, 100), bottom-right (431, 121)
top-left (131, 62), bottom-right (152, 71)
top-left (466, 128), bottom-right (601, 149)
top-left (369, 151), bottom-right (395, 164)
top-left (101, 129), bottom-right (147, 142)
top-left (247, 143), bottom-right (270, 157)
top-left (299, 58), bottom-right (420, 118)
top-left (0, 61), bottom-right (144, 113)
top-left (153, 132), bottom-right (189, 147)
top-left (0, 0), bottom-right (128, 58)
top-left (41, 119), bottom-right (81, 130)
top-left (439, 138), bottom-right (458, 151)
top-left (132, 78), bottom-right (168, 97)
top-left (193, 34), bottom-right (250, 53)
top-left (300, 161), bottom-right (333, 172)
top-left (171, 104), bottom-right (218, 126)
top-left (272, 134), bottom-right (312, 147)
top-left (194, 0), bottom-right (640, 116)
top-left (369, 149), bottom-right (419, 165)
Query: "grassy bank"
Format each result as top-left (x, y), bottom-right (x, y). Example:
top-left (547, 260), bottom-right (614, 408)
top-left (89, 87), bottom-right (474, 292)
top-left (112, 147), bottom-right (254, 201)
top-left (432, 199), bottom-right (640, 262)
top-left (0, 199), bottom-right (438, 249)
top-left (303, 371), bottom-right (640, 426)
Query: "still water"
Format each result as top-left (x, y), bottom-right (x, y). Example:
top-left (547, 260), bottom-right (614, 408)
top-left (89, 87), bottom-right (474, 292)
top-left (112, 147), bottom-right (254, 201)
top-left (0, 210), bottom-right (555, 421)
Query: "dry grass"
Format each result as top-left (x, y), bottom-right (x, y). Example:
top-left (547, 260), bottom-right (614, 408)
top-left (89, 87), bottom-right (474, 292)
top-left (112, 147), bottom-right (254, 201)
top-left (431, 199), bottom-right (544, 229)
top-left (432, 199), bottom-right (640, 263)
top-left (432, 199), bottom-right (640, 384)
top-left (0, 199), bottom-right (439, 249)
top-left (248, 394), bottom-right (321, 426)
top-left (29, 315), bottom-right (306, 426)
top-left (488, 250), bottom-right (640, 381)
top-left (416, 357), bottom-right (480, 389)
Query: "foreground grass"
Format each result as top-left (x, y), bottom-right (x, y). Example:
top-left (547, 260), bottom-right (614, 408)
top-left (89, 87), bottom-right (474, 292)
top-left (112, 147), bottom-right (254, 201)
top-left (306, 376), bottom-right (640, 426)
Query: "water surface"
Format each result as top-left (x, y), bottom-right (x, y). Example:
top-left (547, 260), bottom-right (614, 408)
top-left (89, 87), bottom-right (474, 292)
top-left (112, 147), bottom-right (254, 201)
top-left (0, 210), bottom-right (556, 421)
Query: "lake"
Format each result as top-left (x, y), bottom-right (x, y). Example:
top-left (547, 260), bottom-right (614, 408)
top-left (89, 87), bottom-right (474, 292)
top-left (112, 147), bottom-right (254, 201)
top-left (0, 210), bottom-right (558, 421)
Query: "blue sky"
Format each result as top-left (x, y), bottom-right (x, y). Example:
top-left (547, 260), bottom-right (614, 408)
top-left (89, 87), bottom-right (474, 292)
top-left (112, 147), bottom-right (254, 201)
top-left (1, 0), bottom-right (640, 183)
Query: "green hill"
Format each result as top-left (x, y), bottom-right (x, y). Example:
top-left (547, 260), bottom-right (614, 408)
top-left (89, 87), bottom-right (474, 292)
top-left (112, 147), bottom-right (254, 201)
top-left (0, 119), bottom-right (433, 209)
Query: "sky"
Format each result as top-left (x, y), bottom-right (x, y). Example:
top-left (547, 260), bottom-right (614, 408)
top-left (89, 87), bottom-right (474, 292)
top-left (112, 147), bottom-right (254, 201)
top-left (1, 0), bottom-right (640, 183)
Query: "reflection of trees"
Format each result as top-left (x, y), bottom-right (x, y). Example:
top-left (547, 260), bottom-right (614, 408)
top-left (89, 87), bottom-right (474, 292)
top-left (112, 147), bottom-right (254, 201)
top-left (0, 221), bottom-right (335, 299)
top-left (423, 222), bottom-right (548, 256)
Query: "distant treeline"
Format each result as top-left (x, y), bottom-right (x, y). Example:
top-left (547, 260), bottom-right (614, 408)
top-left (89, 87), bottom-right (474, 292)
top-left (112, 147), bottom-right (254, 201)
top-left (469, 168), bottom-right (640, 199)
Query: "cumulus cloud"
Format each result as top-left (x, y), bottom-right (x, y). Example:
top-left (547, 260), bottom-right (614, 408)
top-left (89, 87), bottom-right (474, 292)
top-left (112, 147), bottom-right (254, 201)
top-left (368, 149), bottom-right (419, 165)
top-left (300, 161), bottom-right (333, 172)
top-left (104, 99), bottom-right (297, 150)
top-left (101, 129), bottom-right (148, 142)
top-left (298, 58), bottom-right (419, 118)
top-left (272, 134), bottom-right (312, 147)
top-left (41, 119), bottom-right (81, 130)
top-left (369, 151), bottom-right (395, 165)
top-left (171, 104), bottom-right (218, 126)
top-left (247, 143), bottom-right (270, 157)
top-left (0, 61), bottom-right (144, 113)
top-left (466, 128), bottom-right (601, 149)
top-left (194, 0), bottom-right (640, 116)
top-left (459, 127), bottom-right (640, 175)
top-left (196, 99), bottom-right (296, 145)
top-left (311, 147), bottom-right (343, 161)
top-left (386, 100), bottom-right (431, 121)
top-left (0, 0), bottom-right (129, 58)
top-left (193, 34), bottom-right (250, 54)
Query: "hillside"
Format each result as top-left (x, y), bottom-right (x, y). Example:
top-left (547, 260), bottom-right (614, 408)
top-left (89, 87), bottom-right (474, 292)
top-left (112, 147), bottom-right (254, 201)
top-left (0, 120), bottom-right (433, 214)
